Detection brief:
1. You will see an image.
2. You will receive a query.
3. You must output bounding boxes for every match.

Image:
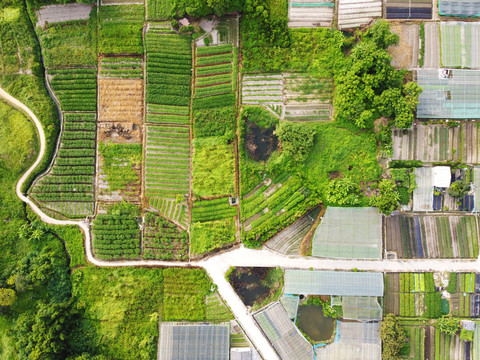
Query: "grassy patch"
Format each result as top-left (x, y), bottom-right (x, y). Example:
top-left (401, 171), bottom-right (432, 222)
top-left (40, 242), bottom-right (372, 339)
top-left (37, 11), bottom-right (97, 68)
top-left (193, 137), bottom-right (235, 197)
top-left (193, 106), bottom-right (236, 138)
top-left (98, 142), bottom-right (142, 192)
top-left (190, 218), bottom-right (237, 256)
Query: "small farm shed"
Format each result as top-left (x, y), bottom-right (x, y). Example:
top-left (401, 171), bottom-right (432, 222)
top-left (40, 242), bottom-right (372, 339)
top-left (254, 302), bottom-right (314, 360)
top-left (413, 167), bottom-right (434, 211)
top-left (385, 0), bottom-right (432, 19)
top-left (337, 0), bottom-right (382, 29)
top-left (433, 166), bottom-right (451, 188)
top-left (157, 322), bottom-right (230, 360)
top-left (417, 69), bottom-right (480, 119)
top-left (438, 0), bottom-right (480, 17)
top-left (284, 270), bottom-right (384, 297)
top-left (315, 321), bottom-right (381, 360)
top-left (288, 0), bottom-right (335, 28)
top-left (440, 22), bottom-right (480, 69)
top-left (311, 207), bottom-right (382, 260)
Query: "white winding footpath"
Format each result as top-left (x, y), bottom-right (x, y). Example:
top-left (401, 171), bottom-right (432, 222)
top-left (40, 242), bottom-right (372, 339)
top-left (3, 86), bottom-right (480, 360)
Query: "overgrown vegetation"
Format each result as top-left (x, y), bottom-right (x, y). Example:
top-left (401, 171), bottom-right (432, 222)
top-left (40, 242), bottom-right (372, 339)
top-left (381, 314), bottom-right (407, 360)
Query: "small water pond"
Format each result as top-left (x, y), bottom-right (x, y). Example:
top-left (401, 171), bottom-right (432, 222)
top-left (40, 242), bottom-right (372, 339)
top-left (244, 123), bottom-right (278, 162)
top-left (229, 267), bottom-right (281, 307)
top-left (296, 305), bottom-right (335, 342)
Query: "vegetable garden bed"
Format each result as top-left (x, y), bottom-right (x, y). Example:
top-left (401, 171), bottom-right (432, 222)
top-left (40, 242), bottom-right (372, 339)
top-left (385, 214), bottom-right (479, 259)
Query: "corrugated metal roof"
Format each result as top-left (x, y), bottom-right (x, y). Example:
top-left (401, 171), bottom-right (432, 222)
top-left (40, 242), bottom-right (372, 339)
top-left (284, 270), bottom-right (384, 297)
top-left (417, 69), bottom-right (480, 119)
top-left (439, 0), bottom-right (480, 17)
top-left (337, 0), bottom-right (382, 29)
top-left (315, 321), bottom-right (381, 360)
top-left (311, 207), bottom-right (382, 260)
top-left (158, 323), bottom-right (230, 360)
top-left (254, 302), bottom-right (314, 360)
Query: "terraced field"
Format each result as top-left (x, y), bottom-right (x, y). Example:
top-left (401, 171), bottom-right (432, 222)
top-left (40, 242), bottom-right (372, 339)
top-left (30, 113), bottom-right (96, 217)
top-left (265, 207), bottom-right (320, 255)
top-left (385, 215), bottom-right (479, 259)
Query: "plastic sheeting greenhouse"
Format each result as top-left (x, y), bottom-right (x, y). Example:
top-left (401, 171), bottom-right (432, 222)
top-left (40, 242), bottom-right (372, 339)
top-left (440, 22), bottom-right (480, 68)
top-left (417, 69), bottom-right (480, 119)
top-left (438, 0), bottom-right (480, 17)
top-left (284, 270), bottom-right (384, 297)
top-left (413, 167), bottom-right (434, 212)
top-left (254, 302), bottom-right (313, 360)
top-left (341, 296), bottom-right (383, 321)
top-left (315, 321), bottom-right (381, 360)
top-left (157, 323), bottom-right (230, 360)
top-left (311, 207), bottom-right (382, 260)
top-left (474, 167), bottom-right (480, 212)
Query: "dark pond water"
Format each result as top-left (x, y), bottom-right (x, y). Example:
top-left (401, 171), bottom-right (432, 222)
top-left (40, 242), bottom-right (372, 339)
top-left (229, 267), bottom-right (271, 306)
top-left (245, 123), bottom-right (278, 162)
top-left (297, 305), bottom-right (334, 342)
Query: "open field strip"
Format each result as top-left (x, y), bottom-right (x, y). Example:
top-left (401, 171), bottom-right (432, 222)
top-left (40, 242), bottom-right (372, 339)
top-left (145, 125), bottom-right (190, 226)
top-left (145, 29), bottom-right (191, 125)
top-left (241, 74), bottom-right (284, 117)
top-left (99, 56), bottom-right (143, 79)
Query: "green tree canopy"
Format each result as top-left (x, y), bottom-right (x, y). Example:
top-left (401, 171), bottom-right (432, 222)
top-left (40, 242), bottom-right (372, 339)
top-left (372, 179), bottom-right (400, 215)
top-left (334, 20), bottom-right (421, 129)
top-left (435, 316), bottom-right (460, 336)
top-left (0, 288), bottom-right (16, 306)
top-left (380, 314), bottom-right (406, 360)
top-left (274, 122), bottom-right (316, 162)
top-left (447, 180), bottom-right (470, 199)
top-left (325, 176), bottom-right (362, 206)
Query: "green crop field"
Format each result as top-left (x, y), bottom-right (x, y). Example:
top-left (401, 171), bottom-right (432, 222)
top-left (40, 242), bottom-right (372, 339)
top-left (48, 68), bottom-right (97, 111)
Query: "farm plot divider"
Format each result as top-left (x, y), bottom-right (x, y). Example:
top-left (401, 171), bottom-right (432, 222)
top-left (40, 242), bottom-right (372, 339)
top-left (30, 113), bottom-right (97, 218)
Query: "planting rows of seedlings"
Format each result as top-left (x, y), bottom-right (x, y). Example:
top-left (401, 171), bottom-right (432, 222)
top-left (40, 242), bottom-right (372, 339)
top-left (162, 268), bottom-right (212, 321)
top-left (92, 203), bottom-right (141, 260)
top-left (145, 30), bottom-right (192, 125)
top-left (205, 293), bottom-right (233, 323)
top-left (142, 211), bottom-right (188, 261)
top-left (99, 57), bottom-right (143, 79)
top-left (385, 215), bottom-right (479, 259)
top-left (384, 273), bottom-right (442, 318)
top-left (48, 68), bottom-right (97, 111)
top-left (241, 175), bottom-right (315, 244)
top-left (435, 331), bottom-right (471, 360)
top-left (30, 113), bottom-right (96, 217)
top-left (98, 5), bottom-right (144, 54)
top-left (241, 74), bottom-right (283, 117)
top-left (146, 0), bottom-right (174, 20)
top-left (392, 124), bottom-right (461, 163)
top-left (191, 197), bottom-right (237, 223)
top-left (448, 273), bottom-right (480, 317)
top-left (43, 201), bottom-right (95, 217)
top-left (145, 125), bottom-right (190, 199)
top-left (401, 324), bottom-right (426, 360)
top-left (283, 73), bottom-right (332, 121)
top-left (193, 44), bottom-right (236, 111)
top-left (265, 207), bottom-right (321, 255)
top-left (148, 197), bottom-right (188, 228)
top-left (36, 11), bottom-right (97, 69)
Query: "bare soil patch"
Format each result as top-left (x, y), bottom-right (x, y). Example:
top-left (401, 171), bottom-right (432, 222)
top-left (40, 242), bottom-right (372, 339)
top-left (37, 3), bottom-right (93, 27)
top-left (388, 24), bottom-right (419, 70)
top-left (98, 78), bottom-right (143, 124)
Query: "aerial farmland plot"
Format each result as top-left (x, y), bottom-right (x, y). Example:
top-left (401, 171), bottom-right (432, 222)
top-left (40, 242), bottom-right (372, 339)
top-left (287, 0), bottom-right (335, 28)
top-left (241, 73), bottom-right (332, 121)
top-left (388, 24), bottom-right (420, 70)
top-left (385, 214), bottom-right (480, 259)
top-left (393, 123), bottom-right (480, 164)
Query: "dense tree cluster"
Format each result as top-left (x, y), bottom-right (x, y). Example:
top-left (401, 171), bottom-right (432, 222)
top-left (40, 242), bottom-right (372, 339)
top-left (335, 20), bottom-right (421, 129)
top-left (381, 314), bottom-right (407, 360)
top-left (274, 122), bottom-right (317, 162)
